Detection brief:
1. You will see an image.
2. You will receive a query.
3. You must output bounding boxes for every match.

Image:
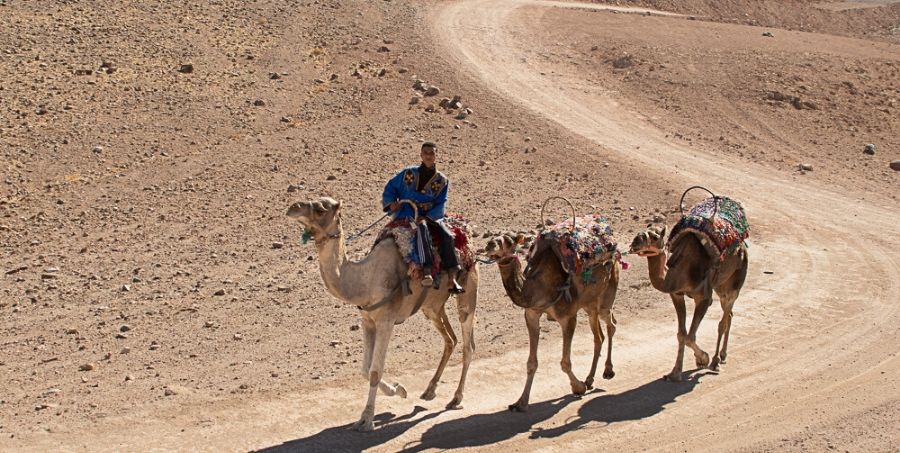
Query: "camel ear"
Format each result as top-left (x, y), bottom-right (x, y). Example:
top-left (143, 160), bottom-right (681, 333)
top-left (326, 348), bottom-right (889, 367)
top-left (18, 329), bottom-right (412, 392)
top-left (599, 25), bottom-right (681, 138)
top-left (312, 201), bottom-right (327, 213)
top-left (335, 200), bottom-right (343, 212)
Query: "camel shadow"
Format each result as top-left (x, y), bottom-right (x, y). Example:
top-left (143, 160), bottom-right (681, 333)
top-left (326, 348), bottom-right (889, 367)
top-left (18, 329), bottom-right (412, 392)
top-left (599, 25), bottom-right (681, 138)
top-left (256, 405), bottom-right (440, 453)
top-left (398, 391), bottom-right (596, 452)
top-left (529, 370), bottom-right (706, 439)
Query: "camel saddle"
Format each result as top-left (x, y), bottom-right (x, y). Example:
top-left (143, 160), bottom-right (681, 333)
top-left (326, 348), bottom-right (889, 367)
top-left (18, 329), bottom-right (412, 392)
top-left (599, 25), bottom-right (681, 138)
top-left (374, 215), bottom-right (476, 274)
top-left (668, 196), bottom-right (750, 261)
top-left (531, 214), bottom-right (621, 284)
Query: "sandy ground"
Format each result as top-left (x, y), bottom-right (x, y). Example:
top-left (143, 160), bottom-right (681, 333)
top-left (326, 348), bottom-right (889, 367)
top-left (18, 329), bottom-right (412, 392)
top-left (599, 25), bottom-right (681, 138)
top-left (1, 0), bottom-right (898, 451)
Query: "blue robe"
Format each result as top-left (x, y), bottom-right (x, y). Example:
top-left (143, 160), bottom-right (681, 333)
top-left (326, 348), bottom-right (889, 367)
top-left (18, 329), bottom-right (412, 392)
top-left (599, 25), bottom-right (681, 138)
top-left (382, 165), bottom-right (449, 221)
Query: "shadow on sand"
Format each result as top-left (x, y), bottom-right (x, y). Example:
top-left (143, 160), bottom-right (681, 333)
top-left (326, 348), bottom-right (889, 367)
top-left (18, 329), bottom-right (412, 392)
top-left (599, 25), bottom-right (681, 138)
top-left (257, 371), bottom-right (706, 452)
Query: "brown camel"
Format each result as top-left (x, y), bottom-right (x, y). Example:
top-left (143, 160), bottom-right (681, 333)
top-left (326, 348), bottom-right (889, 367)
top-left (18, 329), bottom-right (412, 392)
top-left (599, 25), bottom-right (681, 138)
top-left (629, 225), bottom-right (748, 381)
top-left (287, 197), bottom-right (478, 431)
top-left (485, 233), bottom-right (619, 412)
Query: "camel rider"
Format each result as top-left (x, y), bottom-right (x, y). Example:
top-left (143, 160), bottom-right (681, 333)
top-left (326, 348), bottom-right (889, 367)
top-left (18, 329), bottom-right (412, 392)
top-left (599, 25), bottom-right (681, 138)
top-left (382, 141), bottom-right (465, 294)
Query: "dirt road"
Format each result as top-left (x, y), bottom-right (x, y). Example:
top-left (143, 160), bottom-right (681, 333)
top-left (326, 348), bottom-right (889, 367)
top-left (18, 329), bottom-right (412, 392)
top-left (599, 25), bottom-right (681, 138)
top-left (6, 1), bottom-right (898, 451)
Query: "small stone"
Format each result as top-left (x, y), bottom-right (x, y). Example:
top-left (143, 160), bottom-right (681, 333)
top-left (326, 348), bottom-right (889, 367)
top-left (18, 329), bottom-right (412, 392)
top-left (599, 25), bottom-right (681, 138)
top-left (92, 146), bottom-right (104, 153)
top-left (326, 175), bottom-right (337, 181)
top-left (177, 64), bottom-right (194, 74)
top-left (863, 144), bottom-right (875, 155)
top-left (125, 374), bottom-right (134, 381)
top-left (269, 72), bottom-right (281, 80)
top-left (281, 116), bottom-right (293, 123)
top-left (120, 347), bottom-right (131, 354)
top-left (41, 273), bottom-right (57, 280)
top-left (204, 321), bottom-right (214, 328)
top-left (890, 160), bottom-right (900, 171)
top-left (425, 86), bottom-right (440, 97)
top-left (164, 388), bottom-right (176, 396)
top-left (233, 333), bottom-right (243, 340)
top-left (398, 67), bottom-right (408, 74)
top-left (350, 324), bottom-right (360, 331)
top-left (409, 96), bottom-right (420, 105)
top-left (65, 328), bottom-right (78, 335)
top-left (79, 363), bottom-right (96, 372)
top-left (413, 80), bottom-right (427, 91)
top-left (799, 163), bottom-right (814, 171)
top-left (120, 325), bottom-right (131, 332)
top-left (330, 340), bottom-right (342, 347)
top-left (121, 284), bottom-right (130, 292)
top-left (149, 342), bottom-right (160, 351)
top-left (762, 31), bottom-right (774, 37)
top-left (253, 99), bottom-right (266, 107)
top-left (272, 242), bottom-right (284, 249)
top-left (214, 289), bottom-right (226, 296)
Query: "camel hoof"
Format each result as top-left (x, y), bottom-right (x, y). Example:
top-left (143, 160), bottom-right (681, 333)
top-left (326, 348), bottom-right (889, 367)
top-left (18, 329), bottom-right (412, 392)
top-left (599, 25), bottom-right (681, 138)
top-left (696, 352), bottom-right (710, 368)
top-left (572, 381), bottom-right (587, 396)
top-left (446, 398), bottom-right (463, 410)
top-left (584, 377), bottom-right (595, 389)
top-left (709, 358), bottom-right (721, 371)
top-left (508, 402), bottom-right (529, 412)
top-left (420, 389), bottom-right (436, 401)
top-left (395, 383), bottom-right (408, 399)
top-left (663, 372), bottom-right (683, 382)
top-left (603, 369), bottom-right (615, 380)
top-left (351, 419), bottom-right (374, 432)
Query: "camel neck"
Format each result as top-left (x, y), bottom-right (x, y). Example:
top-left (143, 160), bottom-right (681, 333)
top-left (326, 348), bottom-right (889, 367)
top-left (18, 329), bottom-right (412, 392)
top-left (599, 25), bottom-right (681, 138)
top-left (496, 255), bottom-right (526, 307)
top-left (646, 252), bottom-right (670, 293)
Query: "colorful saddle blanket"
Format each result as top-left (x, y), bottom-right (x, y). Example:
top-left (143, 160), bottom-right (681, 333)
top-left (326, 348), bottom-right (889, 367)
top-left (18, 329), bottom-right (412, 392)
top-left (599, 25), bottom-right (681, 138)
top-left (532, 214), bottom-right (621, 282)
top-left (668, 196), bottom-right (750, 260)
top-left (374, 215), bottom-right (476, 272)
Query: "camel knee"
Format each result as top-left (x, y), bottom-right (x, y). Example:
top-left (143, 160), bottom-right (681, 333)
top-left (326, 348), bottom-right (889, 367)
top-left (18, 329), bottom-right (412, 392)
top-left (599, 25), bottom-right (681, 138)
top-left (526, 358), bottom-right (538, 375)
top-left (369, 371), bottom-right (381, 387)
top-left (560, 359), bottom-right (573, 374)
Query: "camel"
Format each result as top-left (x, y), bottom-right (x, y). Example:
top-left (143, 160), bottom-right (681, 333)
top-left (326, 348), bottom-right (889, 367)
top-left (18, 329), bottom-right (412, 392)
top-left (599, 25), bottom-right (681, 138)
top-left (485, 232), bottom-right (619, 412)
top-left (629, 224), bottom-right (748, 381)
top-left (286, 197), bottom-right (478, 432)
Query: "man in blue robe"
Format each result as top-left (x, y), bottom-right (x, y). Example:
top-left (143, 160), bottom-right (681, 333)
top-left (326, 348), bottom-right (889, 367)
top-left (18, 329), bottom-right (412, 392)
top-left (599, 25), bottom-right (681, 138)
top-left (382, 142), bottom-right (464, 294)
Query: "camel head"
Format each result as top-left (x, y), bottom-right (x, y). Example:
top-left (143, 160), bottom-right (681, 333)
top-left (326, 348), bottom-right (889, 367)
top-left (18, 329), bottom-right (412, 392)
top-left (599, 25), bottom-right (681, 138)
top-left (286, 197), bottom-right (343, 240)
top-left (630, 225), bottom-right (667, 257)
top-left (485, 233), bottom-right (528, 262)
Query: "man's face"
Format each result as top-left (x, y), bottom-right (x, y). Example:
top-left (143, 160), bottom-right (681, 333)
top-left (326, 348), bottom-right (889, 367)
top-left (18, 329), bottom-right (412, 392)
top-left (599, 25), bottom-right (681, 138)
top-left (420, 146), bottom-right (436, 168)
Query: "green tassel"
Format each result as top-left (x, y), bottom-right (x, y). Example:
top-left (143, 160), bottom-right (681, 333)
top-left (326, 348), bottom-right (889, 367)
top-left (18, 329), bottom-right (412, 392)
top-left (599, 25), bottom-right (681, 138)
top-left (301, 229), bottom-right (312, 245)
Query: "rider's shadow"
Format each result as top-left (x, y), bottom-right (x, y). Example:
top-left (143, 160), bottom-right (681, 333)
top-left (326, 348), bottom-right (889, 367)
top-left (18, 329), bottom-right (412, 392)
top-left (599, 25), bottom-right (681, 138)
top-left (529, 371), bottom-right (704, 439)
top-left (399, 391), bottom-right (593, 452)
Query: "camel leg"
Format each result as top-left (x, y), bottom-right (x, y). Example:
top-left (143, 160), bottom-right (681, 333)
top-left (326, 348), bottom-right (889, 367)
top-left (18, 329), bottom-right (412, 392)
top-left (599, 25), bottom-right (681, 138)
top-left (601, 308), bottom-right (617, 379)
top-left (713, 254), bottom-right (747, 369)
top-left (584, 310), bottom-right (604, 389)
top-left (665, 294), bottom-right (688, 382)
top-left (560, 315), bottom-right (588, 396)
top-left (352, 320), bottom-right (395, 432)
top-left (510, 309), bottom-right (542, 412)
top-left (685, 293), bottom-right (712, 369)
top-left (447, 274), bottom-right (477, 409)
top-left (421, 306), bottom-right (457, 401)
top-left (361, 316), bottom-right (406, 398)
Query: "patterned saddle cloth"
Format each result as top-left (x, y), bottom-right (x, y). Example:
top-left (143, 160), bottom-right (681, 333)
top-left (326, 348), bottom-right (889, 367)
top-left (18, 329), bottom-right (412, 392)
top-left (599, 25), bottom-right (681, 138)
top-left (374, 215), bottom-right (476, 273)
top-left (531, 214), bottom-right (622, 283)
top-left (668, 196), bottom-right (750, 260)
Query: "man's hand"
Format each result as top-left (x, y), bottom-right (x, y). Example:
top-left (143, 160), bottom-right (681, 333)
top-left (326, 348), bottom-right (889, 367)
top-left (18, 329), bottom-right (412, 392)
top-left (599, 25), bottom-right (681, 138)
top-left (388, 201), bottom-right (400, 212)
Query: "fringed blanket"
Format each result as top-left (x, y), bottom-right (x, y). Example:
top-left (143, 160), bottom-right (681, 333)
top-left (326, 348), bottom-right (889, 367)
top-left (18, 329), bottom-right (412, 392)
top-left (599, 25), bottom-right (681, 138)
top-left (374, 215), bottom-right (475, 272)
top-left (534, 214), bottom-right (622, 283)
top-left (669, 197), bottom-right (750, 260)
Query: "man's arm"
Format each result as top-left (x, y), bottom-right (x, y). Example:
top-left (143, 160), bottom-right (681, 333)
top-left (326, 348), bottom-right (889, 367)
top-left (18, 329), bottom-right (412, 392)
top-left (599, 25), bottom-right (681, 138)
top-left (382, 171), bottom-right (403, 212)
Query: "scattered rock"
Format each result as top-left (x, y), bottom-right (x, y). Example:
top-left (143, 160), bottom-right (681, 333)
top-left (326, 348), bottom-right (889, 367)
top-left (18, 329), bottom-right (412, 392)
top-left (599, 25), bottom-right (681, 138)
top-left (272, 242), bottom-right (284, 249)
top-left (350, 324), bottom-right (360, 331)
top-left (233, 333), bottom-right (243, 340)
top-left (119, 325), bottom-right (131, 332)
top-left (253, 99), bottom-right (266, 107)
top-left (120, 347), bottom-right (131, 354)
top-left (425, 86), bottom-right (440, 97)
top-left (863, 144), bottom-right (876, 155)
top-left (125, 374), bottom-right (134, 381)
top-left (177, 63), bottom-right (194, 74)
top-left (799, 163), bottom-right (814, 171)
top-left (329, 340), bottom-right (342, 347)
top-left (79, 363), bottom-right (96, 372)
top-left (204, 321), bottom-right (214, 328)
top-left (213, 289), bottom-right (226, 296)
top-left (413, 80), bottom-right (427, 91)
top-left (269, 72), bottom-right (281, 80)
top-left (121, 284), bottom-right (131, 292)
top-left (164, 388), bottom-right (176, 396)
top-left (409, 96), bottom-right (420, 105)
top-left (612, 54), bottom-right (633, 69)
top-left (890, 160), bottom-right (900, 171)
top-left (762, 31), bottom-right (774, 37)
top-left (326, 175), bottom-right (337, 181)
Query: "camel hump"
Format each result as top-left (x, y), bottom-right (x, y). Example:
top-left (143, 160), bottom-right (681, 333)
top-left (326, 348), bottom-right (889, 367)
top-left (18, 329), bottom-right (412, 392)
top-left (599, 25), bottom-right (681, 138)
top-left (534, 214), bottom-right (621, 282)
top-left (669, 196), bottom-right (749, 259)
